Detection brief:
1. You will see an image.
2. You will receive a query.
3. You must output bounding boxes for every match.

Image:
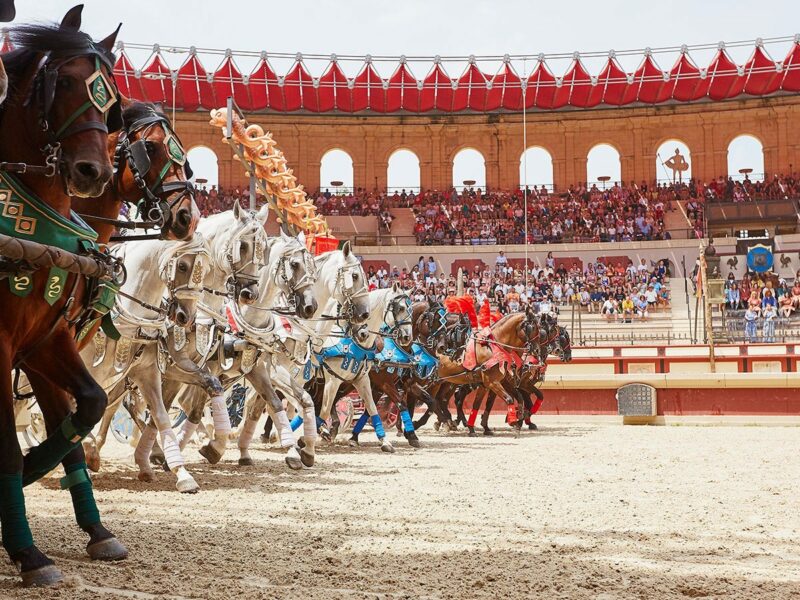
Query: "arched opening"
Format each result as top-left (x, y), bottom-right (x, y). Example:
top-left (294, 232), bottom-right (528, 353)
top-left (519, 146), bottom-right (554, 191)
top-left (186, 146), bottom-right (219, 189)
top-left (452, 148), bottom-right (486, 191)
top-left (727, 135), bottom-right (764, 182)
top-left (320, 149), bottom-right (354, 193)
top-left (186, 146), bottom-right (219, 215)
top-left (655, 140), bottom-right (692, 183)
top-left (387, 149), bottom-right (420, 192)
top-left (586, 143), bottom-right (621, 187)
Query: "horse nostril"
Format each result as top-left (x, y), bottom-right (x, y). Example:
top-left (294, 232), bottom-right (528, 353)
top-left (75, 161), bottom-right (102, 181)
top-left (176, 207), bottom-right (191, 227)
top-left (359, 311), bottom-right (369, 321)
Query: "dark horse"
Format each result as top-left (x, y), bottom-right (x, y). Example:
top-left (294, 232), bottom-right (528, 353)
top-left (0, 8), bottom-right (128, 586)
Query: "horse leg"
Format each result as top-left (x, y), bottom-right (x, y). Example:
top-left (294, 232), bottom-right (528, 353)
top-left (83, 377), bottom-right (126, 473)
top-left (0, 350), bottom-right (63, 586)
top-left (488, 378), bottom-right (522, 436)
top-left (20, 332), bottom-right (108, 488)
top-left (132, 365), bottom-right (198, 494)
top-left (25, 373), bottom-right (128, 562)
top-left (454, 386), bottom-right (470, 428)
top-left (319, 376), bottom-right (343, 443)
top-left (481, 393), bottom-right (496, 435)
top-left (467, 387), bottom-right (487, 437)
top-left (526, 386), bottom-right (544, 430)
top-left (237, 390), bottom-right (266, 467)
top-left (246, 363), bottom-right (300, 470)
top-left (272, 364), bottom-right (316, 469)
top-left (166, 356), bottom-right (228, 465)
top-left (354, 374), bottom-right (394, 453)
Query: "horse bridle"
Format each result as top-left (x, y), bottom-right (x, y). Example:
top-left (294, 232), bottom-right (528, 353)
top-left (110, 112), bottom-right (195, 238)
top-left (0, 44), bottom-right (122, 178)
top-left (380, 294), bottom-right (413, 341)
top-left (215, 220), bottom-right (267, 300)
top-left (334, 262), bottom-right (369, 322)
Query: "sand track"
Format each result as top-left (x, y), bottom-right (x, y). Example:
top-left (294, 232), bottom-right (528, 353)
top-left (3, 422), bottom-right (799, 599)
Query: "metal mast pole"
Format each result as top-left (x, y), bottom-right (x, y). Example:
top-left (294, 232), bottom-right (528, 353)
top-left (522, 64), bottom-right (529, 292)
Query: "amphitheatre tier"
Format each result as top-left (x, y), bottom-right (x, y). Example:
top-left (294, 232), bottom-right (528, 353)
top-left (173, 95), bottom-right (800, 193)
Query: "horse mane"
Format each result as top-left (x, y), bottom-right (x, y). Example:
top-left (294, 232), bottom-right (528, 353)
top-left (1, 23), bottom-right (113, 110)
top-left (122, 101), bottom-right (167, 129)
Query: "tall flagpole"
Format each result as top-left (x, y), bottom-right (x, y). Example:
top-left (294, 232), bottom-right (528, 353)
top-left (523, 59), bottom-right (529, 293)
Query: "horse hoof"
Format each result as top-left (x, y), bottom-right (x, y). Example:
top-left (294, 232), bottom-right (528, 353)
top-left (83, 445), bottom-right (101, 473)
top-left (198, 443), bottom-right (223, 465)
top-left (408, 438), bottom-right (421, 448)
top-left (468, 428), bottom-right (477, 437)
top-left (285, 455), bottom-right (303, 470)
top-left (238, 457), bottom-right (254, 466)
top-left (348, 438), bottom-right (359, 447)
top-left (149, 453), bottom-right (166, 467)
top-left (21, 565), bottom-right (63, 588)
top-left (137, 471), bottom-right (154, 483)
top-left (380, 441), bottom-right (395, 454)
top-left (269, 431), bottom-right (279, 444)
top-left (177, 481), bottom-right (200, 494)
top-left (527, 423), bottom-right (538, 431)
top-left (320, 429), bottom-right (331, 443)
top-left (482, 429), bottom-right (494, 437)
top-left (87, 537), bottom-right (128, 561)
top-left (259, 434), bottom-right (270, 444)
top-left (297, 437), bottom-right (306, 449)
top-left (300, 450), bottom-right (315, 468)
top-left (433, 422), bottom-right (441, 431)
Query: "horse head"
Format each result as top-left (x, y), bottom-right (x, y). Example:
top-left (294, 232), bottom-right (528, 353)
top-left (114, 101), bottom-right (199, 240)
top-left (0, 7), bottom-right (122, 198)
top-left (158, 234), bottom-right (211, 328)
top-left (315, 240), bottom-right (370, 325)
top-left (269, 229), bottom-right (318, 318)
top-left (383, 283), bottom-right (413, 346)
top-left (555, 325), bottom-right (572, 362)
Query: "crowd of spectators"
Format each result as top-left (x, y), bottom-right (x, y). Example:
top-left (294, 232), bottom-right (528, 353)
top-left (410, 182), bottom-right (692, 246)
top-left (722, 269), bottom-right (800, 342)
top-left (707, 173), bottom-right (800, 202)
top-left (364, 251), bottom-right (670, 321)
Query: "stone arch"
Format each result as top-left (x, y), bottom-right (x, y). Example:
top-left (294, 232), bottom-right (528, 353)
top-left (319, 148), bottom-right (354, 192)
top-left (452, 147), bottom-right (486, 191)
top-left (586, 143), bottom-right (622, 186)
top-left (519, 146), bottom-right (554, 190)
top-left (727, 134), bottom-right (765, 181)
top-left (387, 148), bottom-right (421, 192)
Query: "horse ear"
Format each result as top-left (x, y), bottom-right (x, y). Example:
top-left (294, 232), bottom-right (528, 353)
top-left (341, 240), bottom-right (351, 258)
top-left (97, 23), bottom-right (122, 53)
top-left (393, 282), bottom-right (401, 293)
top-left (60, 4), bottom-right (83, 30)
top-left (255, 203), bottom-right (269, 224)
top-left (232, 199), bottom-right (242, 220)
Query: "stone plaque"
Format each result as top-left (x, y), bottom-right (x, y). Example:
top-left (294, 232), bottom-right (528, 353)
top-left (616, 383), bottom-right (657, 416)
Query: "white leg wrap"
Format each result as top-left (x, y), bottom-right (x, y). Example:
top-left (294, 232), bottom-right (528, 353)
top-left (302, 406), bottom-right (318, 451)
top-left (238, 418), bottom-right (257, 450)
top-left (160, 428), bottom-right (185, 470)
top-left (176, 420), bottom-right (199, 450)
top-left (274, 410), bottom-right (295, 449)
top-left (134, 426), bottom-right (158, 466)
top-left (210, 395), bottom-right (232, 435)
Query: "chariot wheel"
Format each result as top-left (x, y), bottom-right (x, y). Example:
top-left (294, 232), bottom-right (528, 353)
top-left (335, 395), bottom-right (354, 432)
top-left (110, 403), bottom-right (137, 445)
top-left (376, 396), bottom-right (399, 429)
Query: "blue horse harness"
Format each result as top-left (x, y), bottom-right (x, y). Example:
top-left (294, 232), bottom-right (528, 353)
top-left (375, 336), bottom-right (414, 377)
top-left (411, 342), bottom-right (438, 380)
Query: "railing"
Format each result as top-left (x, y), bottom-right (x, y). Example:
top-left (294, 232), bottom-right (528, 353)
top-left (576, 331), bottom-right (694, 346)
top-left (349, 228), bottom-right (702, 247)
top-left (723, 313), bottom-right (800, 343)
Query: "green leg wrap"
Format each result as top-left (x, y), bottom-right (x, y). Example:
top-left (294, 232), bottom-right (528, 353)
top-left (0, 474), bottom-right (34, 555)
top-left (23, 415), bottom-right (91, 487)
top-left (61, 462), bottom-right (100, 529)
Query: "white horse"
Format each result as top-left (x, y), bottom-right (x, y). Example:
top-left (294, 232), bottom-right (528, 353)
top-left (169, 229), bottom-right (319, 469)
top-left (81, 204), bottom-right (267, 472)
top-left (127, 202), bottom-right (273, 467)
top-left (79, 235), bottom-right (211, 492)
top-left (235, 242), bottom-right (371, 466)
top-left (315, 285), bottom-right (413, 453)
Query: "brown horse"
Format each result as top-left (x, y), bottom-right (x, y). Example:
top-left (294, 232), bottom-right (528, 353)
top-left (0, 9), bottom-right (127, 586)
top-left (463, 319), bottom-right (573, 435)
top-left (15, 100), bottom-right (200, 565)
top-left (428, 309), bottom-right (541, 433)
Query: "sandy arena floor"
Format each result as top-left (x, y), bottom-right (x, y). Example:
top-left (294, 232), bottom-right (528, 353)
top-left (1, 421), bottom-right (799, 599)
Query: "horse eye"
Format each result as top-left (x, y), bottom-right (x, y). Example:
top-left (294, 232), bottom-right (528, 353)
top-left (178, 262), bottom-right (189, 272)
top-left (240, 243), bottom-right (249, 252)
top-left (145, 141), bottom-right (157, 155)
top-left (56, 77), bottom-right (72, 90)
top-left (353, 273), bottom-right (359, 280)
top-left (290, 260), bottom-right (300, 270)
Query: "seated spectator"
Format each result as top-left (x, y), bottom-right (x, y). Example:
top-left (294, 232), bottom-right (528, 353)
top-left (601, 297), bottom-right (617, 321)
top-left (621, 296), bottom-right (634, 323)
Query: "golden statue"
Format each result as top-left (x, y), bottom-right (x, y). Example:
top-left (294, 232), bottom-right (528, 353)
top-left (663, 148), bottom-right (689, 183)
